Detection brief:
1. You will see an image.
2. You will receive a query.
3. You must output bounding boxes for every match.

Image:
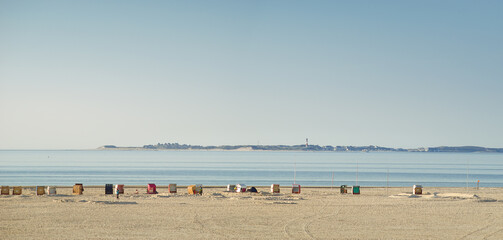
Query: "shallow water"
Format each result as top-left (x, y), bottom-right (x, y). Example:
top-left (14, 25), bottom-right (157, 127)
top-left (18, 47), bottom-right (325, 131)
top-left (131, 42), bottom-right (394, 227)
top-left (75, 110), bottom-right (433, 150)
top-left (0, 150), bottom-right (502, 187)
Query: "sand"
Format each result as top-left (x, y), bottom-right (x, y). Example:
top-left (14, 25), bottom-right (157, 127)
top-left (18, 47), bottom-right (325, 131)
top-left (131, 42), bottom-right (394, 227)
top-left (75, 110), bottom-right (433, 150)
top-left (1, 186), bottom-right (503, 239)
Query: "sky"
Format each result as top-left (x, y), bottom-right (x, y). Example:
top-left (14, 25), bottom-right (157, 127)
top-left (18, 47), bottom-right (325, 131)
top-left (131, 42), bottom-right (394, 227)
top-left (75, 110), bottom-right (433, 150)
top-left (0, 1), bottom-right (502, 149)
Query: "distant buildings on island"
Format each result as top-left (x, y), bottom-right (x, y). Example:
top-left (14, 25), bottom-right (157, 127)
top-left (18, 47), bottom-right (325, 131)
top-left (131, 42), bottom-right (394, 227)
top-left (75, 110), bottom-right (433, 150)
top-left (99, 143), bottom-right (503, 153)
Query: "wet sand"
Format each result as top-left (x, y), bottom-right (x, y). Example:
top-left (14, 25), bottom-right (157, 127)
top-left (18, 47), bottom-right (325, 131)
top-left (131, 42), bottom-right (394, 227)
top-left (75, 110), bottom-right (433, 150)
top-left (1, 186), bottom-right (503, 239)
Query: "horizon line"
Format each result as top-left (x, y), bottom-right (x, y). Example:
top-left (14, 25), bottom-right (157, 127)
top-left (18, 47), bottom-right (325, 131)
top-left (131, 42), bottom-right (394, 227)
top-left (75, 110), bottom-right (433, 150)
top-left (1, 144), bottom-right (502, 151)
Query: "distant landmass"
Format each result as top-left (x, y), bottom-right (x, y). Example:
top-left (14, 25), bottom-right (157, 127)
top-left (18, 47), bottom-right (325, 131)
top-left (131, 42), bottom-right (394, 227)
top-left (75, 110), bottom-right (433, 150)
top-left (98, 143), bottom-right (503, 153)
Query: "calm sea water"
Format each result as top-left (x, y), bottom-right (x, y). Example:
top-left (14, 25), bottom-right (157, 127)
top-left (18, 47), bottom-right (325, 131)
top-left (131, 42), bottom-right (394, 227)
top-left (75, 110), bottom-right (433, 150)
top-left (0, 150), bottom-right (502, 187)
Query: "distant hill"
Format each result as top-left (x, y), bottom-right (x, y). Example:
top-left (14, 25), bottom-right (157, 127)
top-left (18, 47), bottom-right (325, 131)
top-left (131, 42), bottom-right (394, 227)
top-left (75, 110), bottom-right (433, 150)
top-left (98, 143), bottom-right (503, 153)
top-left (425, 146), bottom-right (503, 153)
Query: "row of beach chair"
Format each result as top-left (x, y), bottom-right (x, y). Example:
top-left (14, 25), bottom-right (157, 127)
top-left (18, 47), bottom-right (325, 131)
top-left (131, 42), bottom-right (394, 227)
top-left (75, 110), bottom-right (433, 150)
top-left (1, 184), bottom-right (424, 196)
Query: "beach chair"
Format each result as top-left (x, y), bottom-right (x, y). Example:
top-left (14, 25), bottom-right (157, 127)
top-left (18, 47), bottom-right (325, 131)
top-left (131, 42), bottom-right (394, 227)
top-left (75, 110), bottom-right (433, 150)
top-left (188, 184), bottom-right (203, 195)
top-left (340, 185), bottom-right (348, 194)
top-left (292, 184), bottom-right (301, 194)
top-left (1, 186), bottom-right (9, 195)
top-left (36, 186), bottom-right (45, 195)
top-left (46, 186), bottom-right (57, 195)
top-left (188, 185), bottom-right (196, 194)
top-left (147, 184), bottom-right (157, 194)
top-left (13, 186), bottom-right (22, 195)
top-left (73, 184), bottom-right (84, 195)
top-left (413, 185), bottom-right (422, 195)
top-left (271, 184), bottom-right (280, 193)
top-left (115, 184), bottom-right (124, 194)
top-left (352, 185), bottom-right (360, 195)
top-left (168, 184), bottom-right (177, 193)
top-left (105, 184), bottom-right (113, 194)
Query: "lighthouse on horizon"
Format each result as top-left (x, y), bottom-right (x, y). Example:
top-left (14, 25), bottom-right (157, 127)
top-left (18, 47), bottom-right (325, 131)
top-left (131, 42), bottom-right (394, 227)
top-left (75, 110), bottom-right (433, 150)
top-left (305, 138), bottom-right (309, 147)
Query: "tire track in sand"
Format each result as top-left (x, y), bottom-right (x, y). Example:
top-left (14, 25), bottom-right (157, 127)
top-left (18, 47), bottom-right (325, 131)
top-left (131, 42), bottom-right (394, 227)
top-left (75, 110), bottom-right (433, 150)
top-left (283, 196), bottom-right (335, 239)
top-left (483, 228), bottom-right (503, 239)
top-left (304, 206), bottom-right (342, 239)
top-left (303, 196), bottom-right (345, 239)
top-left (458, 217), bottom-right (501, 240)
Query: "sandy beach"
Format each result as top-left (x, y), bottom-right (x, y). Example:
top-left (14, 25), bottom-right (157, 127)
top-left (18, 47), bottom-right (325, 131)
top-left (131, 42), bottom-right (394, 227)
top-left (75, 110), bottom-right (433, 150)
top-left (1, 186), bottom-right (502, 239)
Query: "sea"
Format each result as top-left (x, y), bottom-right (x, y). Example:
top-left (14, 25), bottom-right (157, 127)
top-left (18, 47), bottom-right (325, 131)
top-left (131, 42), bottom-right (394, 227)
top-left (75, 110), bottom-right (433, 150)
top-left (1, 150), bottom-right (502, 187)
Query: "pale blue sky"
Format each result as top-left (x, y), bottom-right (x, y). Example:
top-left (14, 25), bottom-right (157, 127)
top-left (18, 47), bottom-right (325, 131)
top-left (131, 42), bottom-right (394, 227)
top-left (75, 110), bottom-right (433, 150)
top-left (1, 1), bottom-right (502, 149)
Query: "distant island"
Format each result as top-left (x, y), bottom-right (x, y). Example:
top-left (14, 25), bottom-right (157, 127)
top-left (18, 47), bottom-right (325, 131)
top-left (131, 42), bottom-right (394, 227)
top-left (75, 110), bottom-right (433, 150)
top-left (98, 143), bottom-right (503, 153)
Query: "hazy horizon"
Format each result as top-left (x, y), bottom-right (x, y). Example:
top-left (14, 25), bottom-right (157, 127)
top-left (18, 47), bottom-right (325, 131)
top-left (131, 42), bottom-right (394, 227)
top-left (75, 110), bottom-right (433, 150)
top-left (1, 1), bottom-right (502, 150)
top-left (0, 143), bottom-right (501, 151)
